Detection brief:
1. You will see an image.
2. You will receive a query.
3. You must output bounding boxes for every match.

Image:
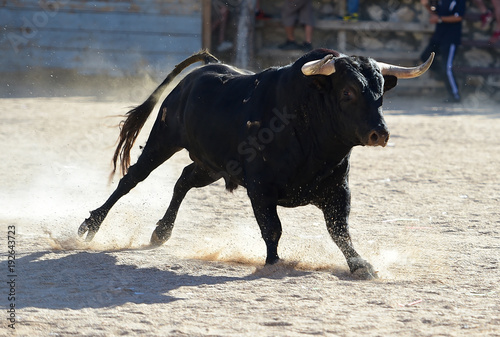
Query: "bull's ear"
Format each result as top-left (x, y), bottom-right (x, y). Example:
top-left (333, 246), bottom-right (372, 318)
top-left (383, 75), bottom-right (398, 92)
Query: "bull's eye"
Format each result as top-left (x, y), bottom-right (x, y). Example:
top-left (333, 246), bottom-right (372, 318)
top-left (343, 89), bottom-right (353, 101)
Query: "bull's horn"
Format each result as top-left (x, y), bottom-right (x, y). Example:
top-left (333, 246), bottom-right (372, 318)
top-left (377, 52), bottom-right (435, 79)
top-left (301, 54), bottom-right (337, 76)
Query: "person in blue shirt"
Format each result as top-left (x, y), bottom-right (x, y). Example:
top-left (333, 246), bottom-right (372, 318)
top-left (420, 0), bottom-right (466, 103)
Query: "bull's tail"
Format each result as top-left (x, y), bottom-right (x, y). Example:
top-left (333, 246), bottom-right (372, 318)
top-left (111, 50), bottom-right (219, 177)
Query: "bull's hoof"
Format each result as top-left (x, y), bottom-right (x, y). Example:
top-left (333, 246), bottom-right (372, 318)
top-left (78, 221), bottom-right (89, 237)
top-left (348, 258), bottom-right (378, 280)
top-left (149, 231), bottom-right (166, 247)
top-left (78, 210), bottom-right (106, 242)
top-left (352, 266), bottom-right (379, 280)
top-left (78, 220), bottom-right (98, 242)
top-left (149, 225), bottom-right (172, 247)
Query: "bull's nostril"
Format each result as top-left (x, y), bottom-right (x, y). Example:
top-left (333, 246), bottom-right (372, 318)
top-left (370, 132), bottom-right (379, 143)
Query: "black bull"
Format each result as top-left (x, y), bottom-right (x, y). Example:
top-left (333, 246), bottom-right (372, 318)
top-left (79, 49), bottom-right (434, 279)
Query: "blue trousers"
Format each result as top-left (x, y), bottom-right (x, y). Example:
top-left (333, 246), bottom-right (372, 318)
top-left (421, 41), bottom-right (460, 100)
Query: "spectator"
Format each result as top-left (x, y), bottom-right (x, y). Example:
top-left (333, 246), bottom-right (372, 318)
top-left (472, 0), bottom-right (500, 43)
top-left (420, 0), bottom-right (465, 103)
top-left (278, 0), bottom-right (314, 51)
top-left (344, 0), bottom-right (359, 22)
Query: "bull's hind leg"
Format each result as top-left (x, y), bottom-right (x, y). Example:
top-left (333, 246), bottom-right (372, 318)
top-left (150, 163), bottom-right (217, 246)
top-left (78, 145), bottom-right (181, 241)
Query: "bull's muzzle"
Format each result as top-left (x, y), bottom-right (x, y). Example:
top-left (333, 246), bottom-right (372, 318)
top-left (366, 128), bottom-right (390, 147)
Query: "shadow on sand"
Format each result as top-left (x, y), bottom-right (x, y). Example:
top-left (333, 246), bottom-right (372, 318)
top-left (7, 250), bottom-right (354, 310)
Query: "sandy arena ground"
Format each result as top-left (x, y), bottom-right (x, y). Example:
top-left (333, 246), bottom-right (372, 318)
top-left (1, 82), bottom-right (499, 336)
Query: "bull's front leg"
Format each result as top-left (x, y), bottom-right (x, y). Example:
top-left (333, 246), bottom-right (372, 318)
top-left (247, 187), bottom-right (282, 265)
top-left (318, 184), bottom-right (378, 280)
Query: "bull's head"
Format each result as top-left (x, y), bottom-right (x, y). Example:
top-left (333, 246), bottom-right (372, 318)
top-left (300, 52), bottom-right (434, 147)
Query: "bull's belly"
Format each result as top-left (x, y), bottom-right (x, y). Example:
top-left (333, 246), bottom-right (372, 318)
top-left (276, 186), bottom-right (321, 208)
top-left (199, 163), bottom-right (320, 207)
top-left (186, 148), bottom-right (345, 208)
top-left (277, 197), bottom-right (312, 208)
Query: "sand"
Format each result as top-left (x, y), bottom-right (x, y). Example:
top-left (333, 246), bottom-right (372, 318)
top-left (1, 86), bottom-right (499, 336)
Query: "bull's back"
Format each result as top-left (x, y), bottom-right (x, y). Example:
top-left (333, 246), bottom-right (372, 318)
top-left (168, 64), bottom-right (269, 172)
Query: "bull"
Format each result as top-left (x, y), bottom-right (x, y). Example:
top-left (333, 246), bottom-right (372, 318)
top-left (79, 49), bottom-right (434, 279)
